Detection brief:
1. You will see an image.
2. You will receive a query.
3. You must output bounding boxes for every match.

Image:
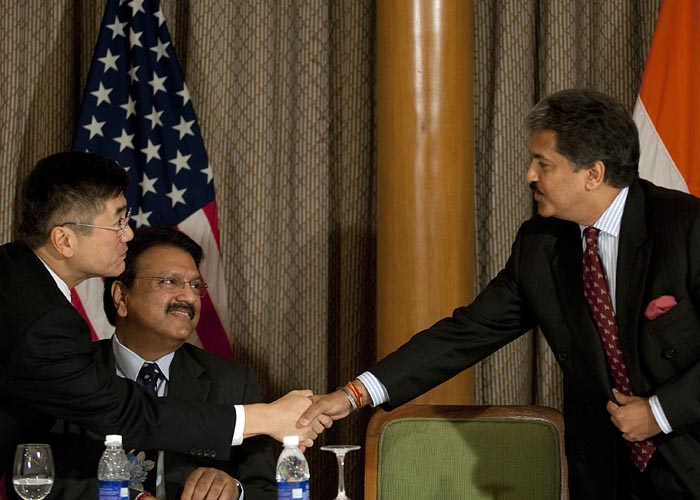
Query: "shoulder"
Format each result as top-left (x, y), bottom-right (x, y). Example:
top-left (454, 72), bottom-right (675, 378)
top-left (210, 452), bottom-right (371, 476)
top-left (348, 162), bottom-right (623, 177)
top-left (179, 343), bottom-right (254, 379)
top-left (638, 179), bottom-right (700, 213)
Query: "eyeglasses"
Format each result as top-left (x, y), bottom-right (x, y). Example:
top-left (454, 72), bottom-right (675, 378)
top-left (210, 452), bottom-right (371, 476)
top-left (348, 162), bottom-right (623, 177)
top-left (135, 276), bottom-right (208, 297)
top-left (59, 208), bottom-right (132, 240)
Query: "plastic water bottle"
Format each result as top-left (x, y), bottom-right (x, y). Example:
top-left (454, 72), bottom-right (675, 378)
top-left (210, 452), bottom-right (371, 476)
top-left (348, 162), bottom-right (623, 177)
top-left (97, 434), bottom-right (130, 500)
top-left (276, 435), bottom-right (310, 500)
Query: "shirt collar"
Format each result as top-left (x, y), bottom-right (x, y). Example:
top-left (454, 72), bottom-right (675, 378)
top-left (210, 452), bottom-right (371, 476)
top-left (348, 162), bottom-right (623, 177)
top-left (35, 254), bottom-right (71, 303)
top-left (579, 186), bottom-right (629, 238)
top-left (111, 333), bottom-right (174, 382)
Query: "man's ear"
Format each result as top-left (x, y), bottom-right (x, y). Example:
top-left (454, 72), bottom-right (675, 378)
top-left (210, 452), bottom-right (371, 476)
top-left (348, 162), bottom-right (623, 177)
top-left (585, 160), bottom-right (606, 189)
top-left (111, 281), bottom-right (129, 318)
top-left (48, 226), bottom-right (76, 258)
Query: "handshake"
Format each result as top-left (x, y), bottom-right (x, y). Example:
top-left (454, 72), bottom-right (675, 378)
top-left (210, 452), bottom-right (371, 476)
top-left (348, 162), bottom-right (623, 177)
top-left (244, 381), bottom-right (371, 448)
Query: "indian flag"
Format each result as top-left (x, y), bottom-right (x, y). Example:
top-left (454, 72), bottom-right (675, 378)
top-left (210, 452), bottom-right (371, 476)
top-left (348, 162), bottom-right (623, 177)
top-left (633, 1), bottom-right (700, 196)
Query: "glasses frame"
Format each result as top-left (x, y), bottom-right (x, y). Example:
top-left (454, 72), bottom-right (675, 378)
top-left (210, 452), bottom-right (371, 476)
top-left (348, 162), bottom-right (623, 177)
top-left (58, 207), bottom-right (132, 240)
top-left (135, 276), bottom-right (208, 298)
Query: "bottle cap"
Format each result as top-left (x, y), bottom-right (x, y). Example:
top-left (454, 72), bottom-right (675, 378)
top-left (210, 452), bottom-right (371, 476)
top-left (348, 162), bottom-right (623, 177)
top-left (105, 434), bottom-right (123, 445)
top-left (282, 435), bottom-right (300, 446)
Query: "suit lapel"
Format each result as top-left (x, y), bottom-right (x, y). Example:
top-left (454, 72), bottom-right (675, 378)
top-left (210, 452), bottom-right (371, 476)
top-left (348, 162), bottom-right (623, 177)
top-left (168, 347), bottom-right (211, 402)
top-left (615, 182), bottom-right (652, 393)
top-left (545, 221), bottom-right (612, 390)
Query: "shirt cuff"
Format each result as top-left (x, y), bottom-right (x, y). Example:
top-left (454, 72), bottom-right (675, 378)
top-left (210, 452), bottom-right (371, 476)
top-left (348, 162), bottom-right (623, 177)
top-left (232, 405), bottom-right (245, 446)
top-left (235, 479), bottom-right (244, 500)
top-left (357, 372), bottom-right (389, 407)
top-left (649, 395), bottom-right (673, 434)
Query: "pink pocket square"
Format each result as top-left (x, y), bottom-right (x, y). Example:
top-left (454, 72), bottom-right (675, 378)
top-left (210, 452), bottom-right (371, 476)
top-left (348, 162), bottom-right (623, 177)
top-left (644, 295), bottom-right (678, 320)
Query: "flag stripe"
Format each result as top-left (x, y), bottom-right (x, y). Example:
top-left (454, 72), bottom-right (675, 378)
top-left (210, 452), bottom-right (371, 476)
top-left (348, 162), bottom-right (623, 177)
top-left (636, 1), bottom-right (700, 195)
top-left (632, 97), bottom-right (689, 193)
top-left (71, 287), bottom-right (101, 342)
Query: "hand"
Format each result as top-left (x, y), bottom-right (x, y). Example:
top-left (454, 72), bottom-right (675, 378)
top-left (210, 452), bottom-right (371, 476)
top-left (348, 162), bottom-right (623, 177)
top-left (299, 390), bottom-right (354, 428)
top-left (180, 467), bottom-right (240, 500)
top-left (606, 388), bottom-right (661, 442)
top-left (244, 390), bottom-right (329, 448)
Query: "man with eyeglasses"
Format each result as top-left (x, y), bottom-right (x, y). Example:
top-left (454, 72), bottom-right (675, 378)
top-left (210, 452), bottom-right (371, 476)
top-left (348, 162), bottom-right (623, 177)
top-left (50, 226), bottom-right (275, 500)
top-left (0, 152), bottom-right (326, 497)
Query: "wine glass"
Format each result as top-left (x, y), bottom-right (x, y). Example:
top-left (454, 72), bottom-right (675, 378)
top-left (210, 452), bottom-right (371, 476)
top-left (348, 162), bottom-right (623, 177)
top-left (12, 444), bottom-right (54, 500)
top-left (320, 445), bottom-right (361, 500)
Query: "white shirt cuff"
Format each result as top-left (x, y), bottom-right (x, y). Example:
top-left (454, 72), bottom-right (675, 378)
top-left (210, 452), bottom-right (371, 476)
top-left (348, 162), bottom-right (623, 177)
top-left (649, 395), bottom-right (672, 434)
top-left (357, 372), bottom-right (389, 407)
top-left (235, 479), bottom-right (244, 500)
top-left (232, 405), bottom-right (245, 445)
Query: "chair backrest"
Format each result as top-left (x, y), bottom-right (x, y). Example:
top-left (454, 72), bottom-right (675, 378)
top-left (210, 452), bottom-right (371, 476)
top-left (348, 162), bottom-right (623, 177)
top-left (365, 404), bottom-right (568, 500)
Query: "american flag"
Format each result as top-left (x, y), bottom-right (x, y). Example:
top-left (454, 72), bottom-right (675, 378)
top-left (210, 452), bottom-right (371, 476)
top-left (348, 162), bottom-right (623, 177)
top-left (71, 0), bottom-right (232, 359)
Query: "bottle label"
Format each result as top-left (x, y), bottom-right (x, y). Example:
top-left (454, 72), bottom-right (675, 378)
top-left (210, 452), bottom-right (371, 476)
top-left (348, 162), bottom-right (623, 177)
top-left (99, 480), bottom-right (129, 500)
top-left (277, 480), bottom-right (310, 500)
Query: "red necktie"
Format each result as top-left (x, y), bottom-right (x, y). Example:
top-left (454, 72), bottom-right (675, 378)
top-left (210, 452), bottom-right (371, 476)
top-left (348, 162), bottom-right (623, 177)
top-left (582, 227), bottom-right (656, 471)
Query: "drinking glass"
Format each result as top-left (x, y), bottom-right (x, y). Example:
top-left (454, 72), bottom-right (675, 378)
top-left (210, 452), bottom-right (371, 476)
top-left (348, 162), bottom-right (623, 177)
top-left (320, 445), bottom-right (361, 500)
top-left (12, 444), bottom-right (54, 500)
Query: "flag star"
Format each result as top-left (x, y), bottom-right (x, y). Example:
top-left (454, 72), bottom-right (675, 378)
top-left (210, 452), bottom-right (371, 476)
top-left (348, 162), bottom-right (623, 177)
top-left (172, 116), bottom-right (195, 140)
top-left (166, 183), bottom-right (187, 206)
top-left (120, 95), bottom-right (137, 118)
top-left (90, 82), bottom-right (113, 106)
top-left (153, 7), bottom-right (165, 26)
top-left (139, 172), bottom-right (158, 195)
top-left (129, 0), bottom-right (146, 15)
top-left (177, 83), bottom-right (191, 105)
top-left (113, 129), bottom-right (135, 152)
top-left (83, 116), bottom-right (105, 139)
top-left (150, 38), bottom-right (170, 61)
top-left (169, 150), bottom-right (191, 173)
top-left (200, 164), bottom-right (214, 183)
top-left (140, 139), bottom-right (161, 163)
top-left (129, 28), bottom-right (143, 48)
top-left (128, 64), bottom-right (140, 83)
top-left (145, 105), bottom-right (164, 129)
top-left (106, 16), bottom-right (127, 39)
top-left (149, 72), bottom-right (167, 95)
top-left (132, 206), bottom-right (152, 227)
top-left (98, 49), bottom-right (119, 72)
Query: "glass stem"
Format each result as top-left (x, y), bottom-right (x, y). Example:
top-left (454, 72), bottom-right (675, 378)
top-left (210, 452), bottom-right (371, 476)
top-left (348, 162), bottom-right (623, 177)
top-left (336, 452), bottom-right (347, 497)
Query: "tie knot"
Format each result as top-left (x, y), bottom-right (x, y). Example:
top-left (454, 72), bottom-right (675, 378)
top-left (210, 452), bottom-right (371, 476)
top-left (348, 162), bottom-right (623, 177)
top-left (138, 362), bottom-right (162, 397)
top-left (584, 226), bottom-right (600, 248)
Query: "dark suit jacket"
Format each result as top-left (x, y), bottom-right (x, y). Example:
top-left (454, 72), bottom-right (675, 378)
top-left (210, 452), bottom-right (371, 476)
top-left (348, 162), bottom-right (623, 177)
top-left (0, 241), bottom-right (236, 476)
top-left (370, 180), bottom-right (700, 500)
top-left (48, 340), bottom-right (276, 500)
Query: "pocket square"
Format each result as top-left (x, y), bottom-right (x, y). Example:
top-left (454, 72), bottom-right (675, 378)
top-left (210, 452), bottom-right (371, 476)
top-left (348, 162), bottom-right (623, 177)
top-left (644, 295), bottom-right (678, 320)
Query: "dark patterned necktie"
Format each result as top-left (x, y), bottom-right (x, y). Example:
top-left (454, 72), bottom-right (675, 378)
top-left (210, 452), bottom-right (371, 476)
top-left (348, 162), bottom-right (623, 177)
top-left (582, 227), bottom-right (655, 471)
top-left (137, 362), bottom-right (162, 493)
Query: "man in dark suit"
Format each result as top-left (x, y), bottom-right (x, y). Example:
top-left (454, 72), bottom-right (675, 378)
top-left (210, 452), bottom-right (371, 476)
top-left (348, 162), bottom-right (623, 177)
top-left (301, 89), bottom-right (700, 499)
top-left (50, 227), bottom-right (276, 500)
top-left (0, 152), bottom-right (324, 492)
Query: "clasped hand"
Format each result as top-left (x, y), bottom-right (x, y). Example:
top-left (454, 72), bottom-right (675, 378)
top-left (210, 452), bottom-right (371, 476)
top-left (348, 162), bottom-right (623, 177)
top-left (606, 388), bottom-right (661, 442)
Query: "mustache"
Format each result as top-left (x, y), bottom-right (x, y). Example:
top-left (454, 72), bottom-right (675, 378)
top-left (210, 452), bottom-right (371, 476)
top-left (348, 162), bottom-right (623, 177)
top-left (166, 302), bottom-right (195, 319)
top-left (529, 182), bottom-right (542, 195)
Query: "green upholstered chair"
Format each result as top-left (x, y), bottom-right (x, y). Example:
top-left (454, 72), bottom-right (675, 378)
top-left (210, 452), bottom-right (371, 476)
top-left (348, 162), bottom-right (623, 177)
top-left (365, 405), bottom-right (568, 500)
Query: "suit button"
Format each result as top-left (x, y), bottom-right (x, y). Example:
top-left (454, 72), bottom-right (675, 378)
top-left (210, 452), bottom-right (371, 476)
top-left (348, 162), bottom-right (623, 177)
top-left (189, 448), bottom-right (196, 455)
top-left (209, 450), bottom-right (216, 458)
top-left (557, 352), bottom-right (568, 361)
top-left (663, 348), bottom-right (676, 359)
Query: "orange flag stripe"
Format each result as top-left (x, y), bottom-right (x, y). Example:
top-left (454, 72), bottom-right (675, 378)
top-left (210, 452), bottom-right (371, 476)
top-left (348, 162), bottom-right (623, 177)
top-left (639, 1), bottom-right (700, 195)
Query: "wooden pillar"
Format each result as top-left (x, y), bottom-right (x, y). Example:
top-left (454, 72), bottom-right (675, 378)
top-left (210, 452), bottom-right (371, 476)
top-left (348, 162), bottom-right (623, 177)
top-left (376, 0), bottom-right (474, 404)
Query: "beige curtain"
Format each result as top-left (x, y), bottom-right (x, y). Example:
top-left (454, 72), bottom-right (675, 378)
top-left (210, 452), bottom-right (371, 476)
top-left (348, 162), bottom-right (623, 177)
top-left (0, 1), bottom-right (664, 498)
top-left (473, 0), bottom-right (662, 408)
